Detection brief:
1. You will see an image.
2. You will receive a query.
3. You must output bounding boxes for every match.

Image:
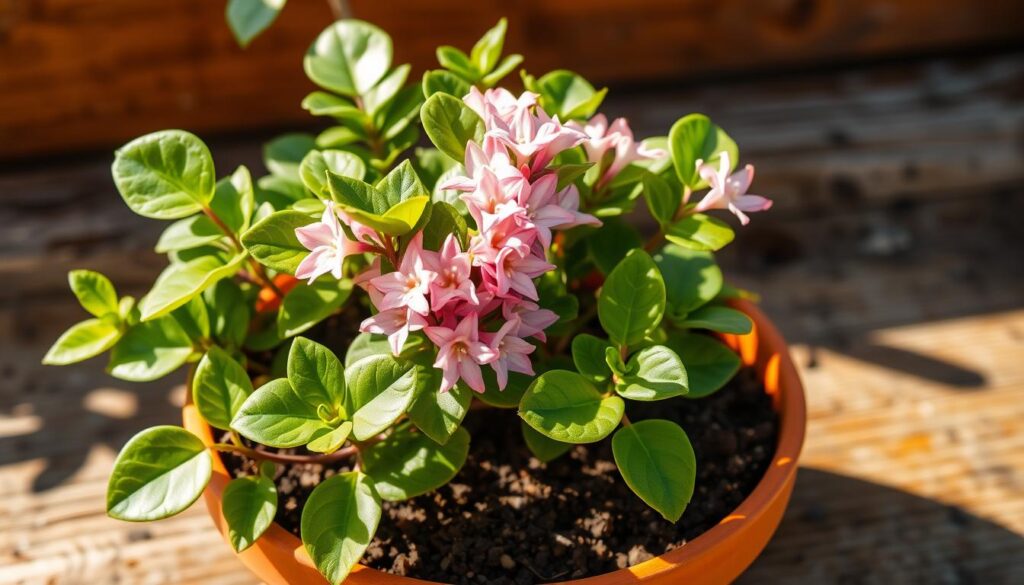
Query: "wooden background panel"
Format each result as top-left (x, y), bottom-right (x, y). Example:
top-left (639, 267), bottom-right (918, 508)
top-left (1, 0), bottom-right (1023, 161)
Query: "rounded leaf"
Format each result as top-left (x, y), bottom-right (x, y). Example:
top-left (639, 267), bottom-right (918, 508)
top-left (519, 370), bottom-right (625, 444)
top-left (43, 318), bottom-right (122, 365)
top-left (301, 472), bottom-right (381, 585)
top-left (598, 250), bottom-right (666, 348)
top-left (193, 346), bottom-right (254, 430)
top-left (653, 244), bottom-right (723, 315)
top-left (362, 425), bottom-right (470, 500)
top-left (112, 130), bottom-right (215, 219)
top-left (232, 378), bottom-right (332, 448)
top-left (344, 354), bottom-right (419, 440)
top-left (612, 419), bottom-right (696, 522)
top-left (420, 93), bottom-right (485, 163)
top-left (304, 20), bottom-right (392, 96)
top-left (521, 421), bottom-right (572, 463)
top-left (69, 270), bottom-right (119, 317)
top-left (665, 333), bottom-right (741, 398)
top-left (616, 345), bottom-right (689, 401)
top-left (668, 114), bottom-right (738, 190)
top-left (222, 475), bottom-right (277, 552)
top-left (107, 316), bottom-right (193, 382)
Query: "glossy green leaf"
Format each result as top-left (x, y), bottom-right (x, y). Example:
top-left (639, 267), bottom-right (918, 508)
top-left (112, 130), bottom-right (215, 219)
top-left (287, 337), bottom-right (344, 408)
top-left (642, 172), bottom-right (680, 225)
top-left (653, 244), bottom-right (723, 315)
top-left (155, 215), bottom-right (223, 253)
top-left (521, 421), bottom-right (572, 463)
top-left (214, 165), bottom-right (255, 233)
top-left (519, 370), bottom-right (625, 444)
top-left (422, 70), bottom-right (471, 98)
top-left (408, 380), bottom-right (472, 445)
top-left (533, 70), bottom-right (607, 121)
top-left (307, 420), bottom-right (353, 454)
top-left (241, 210), bottom-right (313, 274)
top-left (616, 345), bottom-right (688, 401)
top-left (106, 426), bottom-right (212, 521)
top-left (476, 369), bottom-right (530, 409)
top-left (598, 250), bottom-right (666, 348)
top-left (571, 334), bottom-right (613, 384)
top-left (664, 213), bottom-right (735, 252)
top-left (435, 46), bottom-right (478, 81)
top-left (612, 419), bottom-right (696, 522)
top-left (204, 280), bottom-right (250, 348)
top-left (421, 201), bottom-right (468, 251)
top-left (363, 64), bottom-right (410, 116)
top-left (377, 160), bottom-right (428, 207)
top-left (263, 133), bottom-right (316, 182)
top-left (379, 85), bottom-right (424, 141)
top-left (301, 91), bottom-right (364, 120)
top-left (171, 295), bottom-right (210, 341)
top-left (344, 333), bottom-right (392, 367)
top-left (344, 354), bottom-right (418, 441)
top-left (226, 0), bottom-right (286, 47)
top-left (194, 346), bottom-right (254, 430)
top-left (108, 316), bottom-right (193, 381)
top-left (222, 474), bottom-right (277, 552)
top-left (232, 378), bottom-right (332, 448)
top-left (668, 114), bottom-right (738, 190)
top-left (277, 278), bottom-right (351, 339)
top-left (341, 196), bottom-right (429, 236)
top-left (304, 20), bottom-right (392, 96)
top-left (587, 216), bottom-right (643, 275)
top-left (42, 318), bottom-right (122, 365)
top-left (470, 18), bottom-right (507, 73)
top-left (480, 54), bottom-right (523, 87)
top-left (420, 93), bottom-right (485, 163)
top-left (325, 172), bottom-right (386, 214)
top-left (665, 333), bottom-right (740, 399)
top-left (140, 252), bottom-right (246, 321)
top-left (69, 270), bottom-right (119, 317)
top-left (362, 425), bottom-right (469, 500)
top-left (299, 150), bottom-right (366, 198)
top-left (677, 305), bottom-right (752, 334)
top-left (301, 472), bottom-right (380, 585)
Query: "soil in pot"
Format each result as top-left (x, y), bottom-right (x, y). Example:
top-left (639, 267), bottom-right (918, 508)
top-left (223, 365), bottom-right (778, 585)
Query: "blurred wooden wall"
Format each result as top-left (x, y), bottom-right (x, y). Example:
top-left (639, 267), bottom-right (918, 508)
top-left (1, 0), bottom-right (1022, 161)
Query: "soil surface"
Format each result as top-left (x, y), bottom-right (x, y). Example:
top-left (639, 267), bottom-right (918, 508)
top-left (224, 366), bottom-right (777, 584)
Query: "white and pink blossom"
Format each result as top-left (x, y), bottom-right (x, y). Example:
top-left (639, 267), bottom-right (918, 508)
top-left (694, 152), bottom-right (773, 225)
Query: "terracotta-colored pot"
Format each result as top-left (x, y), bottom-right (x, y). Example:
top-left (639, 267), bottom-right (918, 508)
top-left (182, 299), bottom-right (806, 584)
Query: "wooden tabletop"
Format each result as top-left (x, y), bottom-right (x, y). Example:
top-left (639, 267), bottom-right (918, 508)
top-left (1, 53), bottom-right (1022, 584)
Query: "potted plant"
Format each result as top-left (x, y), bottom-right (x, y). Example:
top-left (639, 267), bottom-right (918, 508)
top-left (45, 17), bottom-right (805, 585)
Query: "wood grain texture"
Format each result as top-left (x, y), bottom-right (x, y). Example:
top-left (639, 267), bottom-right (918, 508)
top-left (1, 0), bottom-right (1023, 159)
top-left (1, 54), bottom-right (1023, 583)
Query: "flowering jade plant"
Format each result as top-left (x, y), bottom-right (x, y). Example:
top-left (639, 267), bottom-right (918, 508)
top-left (45, 18), bottom-right (772, 584)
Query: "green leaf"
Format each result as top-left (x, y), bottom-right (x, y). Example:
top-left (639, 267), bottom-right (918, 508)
top-left (341, 196), bottom-right (429, 236)
top-left (476, 369), bottom-right (531, 409)
top-left (422, 70), bottom-right (471, 98)
top-left (344, 333), bottom-right (392, 367)
top-left (363, 64), bottom-right (410, 116)
top-left (408, 381), bottom-right (472, 445)
top-left (420, 93), bottom-right (485, 163)
top-left (112, 130), bottom-right (215, 219)
top-left (518, 370), bottom-right (625, 444)
top-left (304, 20), bottom-right (392, 96)
top-left (232, 378), bottom-right (331, 448)
top-left (226, 0), bottom-right (286, 47)
top-left (571, 334), bottom-right (613, 384)
top-left (43, 318), bottom-right (122, 365)
top-left (587, 216), bottom-right (643, 275)
top-left (325, 172), bottom-right (386, 214)
top-left (287, 337), bottom-right (344, 408)
top-left (108, 316), bottom-right (193, 381)
top-left (68, 270), bottom-right (119, 317)
top-left (668, 114), bottom-right (738, 190)
top-left (193, 346), bottom-right (254, 430)
top-left (301, 472), bottom-right (380, 585)
top-left (258, 174), bottom-right (306, 202)
top-left (213, 165), bottom-right (256, 233)
top-left (664, 213), bottom-right (735, 252)
top-left (616, 345), bottom-right (688, 401)
top-left (379, 85), bottom-right (425, 141)
top-left (155, 215), bottom-right (223, 253)
top-left (533, 70), bottom-right (607, 121)
top-left (241, 210), bottom-right (313, 274)
top-left (301, 91), bottom-right (364, 119)
top-left (677, 305), bottom-right (752, 334)
top-left (480, 54), bottom-right (523, 87)
top-left (140, 252), bottom-right (246, 321)
top-left (306, 421), bottom-right (353, 454)
top-left (277, 279), bottom-right (352, 338)
top-left (665, 333), bottom-right (740, 399)
top-left (521, 421), bottom-right (572, 463)
top-left (171, 295), bottom-right (210, 341)
top-left (204, 280), bottom-right (250, 348)
top-left (377, 159), bottom-right (428, 207)
top-left (344, 354), bottom-right (419, 441)
top-left (421, 201), bottom-right (468, 251)
top-left (470, 18), bottom-right (507, 73)
top-left (263, 133), bottom-right (316, 182)
top-left (598, 250), bottom-right (666, 348)
top-left (300, 150), bottom-right (367, 198)
top-left (222, 474), bottom-right (277, 552)
top-left (653, 244), bottom-right (723, 315)
top-left (362, 425), bottom-right (469, 500)
top-left (552, 161), bottom-right (595, 191)
top-left (106, 426), bottom-right (212, 521)
top-left (612, 419), bottom-right (696, 522)
top-left (642, 172), bottom-right (680, 226)
top-left (436, 46), bottom-right (478, 81)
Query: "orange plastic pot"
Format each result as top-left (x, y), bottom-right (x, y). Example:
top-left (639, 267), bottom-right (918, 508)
top-left (182, 299), bottom-right (806, 584)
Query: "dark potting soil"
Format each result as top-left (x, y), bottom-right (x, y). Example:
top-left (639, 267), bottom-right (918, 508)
top-left (223, 366), bottom-right (777, 585)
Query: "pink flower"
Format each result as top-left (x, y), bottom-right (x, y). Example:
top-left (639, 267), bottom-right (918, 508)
top-left (480, 319), bottom-right (535, 390)
top-left (491, 106), bottom-right (587, 173)
top-left (464, 87), bottom-right (537, 129)
top-left (469, 213), bottom-right (536, 264)
top-left (502, 299), bottom-right (559, 341)
top-left (480, 247), bottom-right (554, 300)
top-left (694, 152), bottom-right (773, 226)
top-left (571, 114), bottom-right (666, 188)
top-left (294, 202), bottom-right (367, 284)
top-left (360, 307), bottom-right (428, 356)
top-left (552, 184), bottom-right (601, 231)
top-left (423, 235), bottom-right (478, 312)
top-left (368, 233), bottom-right (436, 315)
top-left (425, 315), bottom-right (497, 393)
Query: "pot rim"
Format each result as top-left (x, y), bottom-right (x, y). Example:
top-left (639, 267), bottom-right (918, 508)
top-left (183, 298), bottom-right (806, 584)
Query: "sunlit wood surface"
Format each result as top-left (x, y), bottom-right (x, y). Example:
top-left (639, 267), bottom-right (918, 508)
top-left (1, 54), bottom-right (1022, 584)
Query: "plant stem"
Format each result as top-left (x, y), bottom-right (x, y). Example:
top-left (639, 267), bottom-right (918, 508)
top-left (202, 205), bottom-right (283, 297)
top-left (621, 413), bottom-right (632, 427)
top-left (209, 432), bottom-right (388, 466)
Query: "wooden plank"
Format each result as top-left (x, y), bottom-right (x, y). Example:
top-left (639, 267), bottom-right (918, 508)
top-left (1, 0), bottom-right (1022, 159)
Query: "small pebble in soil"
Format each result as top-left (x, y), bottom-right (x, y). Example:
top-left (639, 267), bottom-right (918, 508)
top-left (224, 366), bottom-right (777, 585)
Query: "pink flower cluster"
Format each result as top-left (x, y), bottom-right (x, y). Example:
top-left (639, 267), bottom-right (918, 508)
top-left (357, 88), bottom-right (606, 394)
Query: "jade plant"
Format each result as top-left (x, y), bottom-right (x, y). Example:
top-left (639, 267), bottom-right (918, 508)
top-left (45, 18), bottom-right (772, 584)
